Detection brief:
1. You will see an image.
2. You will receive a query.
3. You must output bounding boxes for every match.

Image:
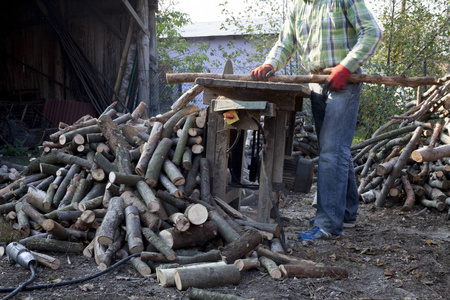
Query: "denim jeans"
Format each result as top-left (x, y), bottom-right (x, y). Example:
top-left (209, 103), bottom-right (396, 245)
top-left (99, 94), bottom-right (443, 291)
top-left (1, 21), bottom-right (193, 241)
top-left (309, 73), bottom-right (361, 235)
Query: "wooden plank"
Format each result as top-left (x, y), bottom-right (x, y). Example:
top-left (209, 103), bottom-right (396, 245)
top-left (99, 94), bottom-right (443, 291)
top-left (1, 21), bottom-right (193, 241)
top-left (121, 0), bottom-right (151, 37)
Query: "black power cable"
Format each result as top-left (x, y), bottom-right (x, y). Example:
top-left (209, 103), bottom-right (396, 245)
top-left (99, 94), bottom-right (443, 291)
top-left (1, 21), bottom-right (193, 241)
top-left (2, 261), bottom-right (37, 300)
top-left (0, 253), bottom-right (140, 295)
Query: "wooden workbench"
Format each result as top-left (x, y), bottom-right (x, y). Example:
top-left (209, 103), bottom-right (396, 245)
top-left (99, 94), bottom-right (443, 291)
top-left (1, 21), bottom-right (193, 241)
top-left (197, 78), bottom-right (311, 223)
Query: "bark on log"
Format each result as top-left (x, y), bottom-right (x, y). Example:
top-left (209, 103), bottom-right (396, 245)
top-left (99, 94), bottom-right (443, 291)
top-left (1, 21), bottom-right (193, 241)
top-left (411, 144), bottom-right (450, 163)
top-left (163, 159), bottom-right (185, 186)
top-left (141, 249), bottom-right (222, 265)
top-left (234, 256), bottom-right (260, 272)
top-left (220, 228), bottom-right (263, 264)
top-left (162, 105), bottom-right (200, 139)
top-left (97, 196), bottom-right (125, 246)
top-left (259, 256), bottom-right (282, 280)
top-left (208, 211), bottom-right (240, 243)
top-left (109, 171), bottom-right (143, 186)
top-left (144, 138), bottom-right (173, 187)
top-left (142, 227), bottom-right (177, 261)
top-left (166, 72), bottom-right (441, 88)
top-left (400, 175), bottom-right (415, 212)
top-left (280, 264), bottom-right (349, 279)
top-left (130, 257), bottom-right (152, 276)
top-left (158, 221), bottom-right (219, 250)
top-left (157, 261), bottom-right (226, 287)
top-left (121, 190), bottom-right (161, 231)
top-left (42, 219), bottom-right (70, 240)
top-left (125, 205), bottom-right (144, 254)
top-left (376, 127), bottom-right (423, 207)
top-left (234, 219), bottom-right (281, 237)
top-left (171, 84), bottom-right (204, 112)
top-left (136, 180), bottom-right (160, 212)
top-left (174, 264), bottom-right (240, 291)
top-left (71, 210), bottom-right (96, 231)
top-left (199, 158), bottom-right (212, 205)
top-left (189, 288), bottom-right (250, 300)
top-left (98, 233), bottom-right (125, 270)
top-left (160, 174), bottom-right (184, 198)
top-left (155, 190), bottom-right (189, 210)
top-left (23, 237), bottom-right (83, 253)
top-left (256, 246), bottom-right (315, 266)
top-left (30, 251), bottom-right (60, 269)
top-left (173, 114), bottom-right (196, 166)
top-left (53, 164), bottom-right (81, 207)
top-left (135, 121), bottom-right (163, 176)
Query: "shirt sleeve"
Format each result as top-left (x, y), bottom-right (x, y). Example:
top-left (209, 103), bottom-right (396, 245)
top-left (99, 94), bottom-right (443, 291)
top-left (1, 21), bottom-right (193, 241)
top-left (340, 0), bottom-right (383, 72)
top-left (263, 4), bottom-right (298, 72)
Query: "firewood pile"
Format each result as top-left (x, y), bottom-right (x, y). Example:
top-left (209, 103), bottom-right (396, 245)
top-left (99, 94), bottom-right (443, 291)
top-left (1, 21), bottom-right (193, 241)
top-left (352, 75), bottom-right (450, 216)
top-left (291, 111), bottom-right (319, 160)
top-left (0, 85), bottom-right (348, 293)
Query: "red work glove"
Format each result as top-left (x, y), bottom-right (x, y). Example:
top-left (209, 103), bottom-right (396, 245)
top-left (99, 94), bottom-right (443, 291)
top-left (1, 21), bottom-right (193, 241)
top-left (251, 64), bottom-right (274, 81)
top-left (324, 64), bottom-right (351, 91)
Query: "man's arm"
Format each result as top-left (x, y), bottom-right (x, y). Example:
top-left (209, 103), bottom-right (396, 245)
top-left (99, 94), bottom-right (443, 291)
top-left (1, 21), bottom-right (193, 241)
top-left (339, 0), bottom-right (383, 73)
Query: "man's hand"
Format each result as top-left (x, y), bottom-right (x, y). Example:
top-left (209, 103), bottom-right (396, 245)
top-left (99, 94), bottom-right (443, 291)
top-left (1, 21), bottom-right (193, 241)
top-left (324, 64), bottom-right (351, 91)
top-left (251, 64), bottom-right (274, 81)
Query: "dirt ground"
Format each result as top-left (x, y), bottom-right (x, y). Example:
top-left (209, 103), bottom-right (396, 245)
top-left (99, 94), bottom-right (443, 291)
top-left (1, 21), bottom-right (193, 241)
top-left (1, 184), bottom-right (450, 300)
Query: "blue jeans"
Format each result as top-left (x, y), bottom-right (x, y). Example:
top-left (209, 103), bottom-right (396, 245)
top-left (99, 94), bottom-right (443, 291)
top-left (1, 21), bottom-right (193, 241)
top-left (309, 75), bottom-right (361, 235)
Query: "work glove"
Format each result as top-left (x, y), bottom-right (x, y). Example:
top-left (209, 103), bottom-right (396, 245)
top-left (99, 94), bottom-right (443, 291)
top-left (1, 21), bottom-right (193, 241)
top-left (324, 64), bottom-right (351, 91)
top-left (251, 64), bottom-right (274, 81)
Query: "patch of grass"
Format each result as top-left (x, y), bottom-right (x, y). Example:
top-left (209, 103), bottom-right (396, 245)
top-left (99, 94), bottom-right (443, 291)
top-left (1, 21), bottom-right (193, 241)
top-left (0, 218), bottom-right (20, 243)
top-left (1, 140), bottom-right (28, 157)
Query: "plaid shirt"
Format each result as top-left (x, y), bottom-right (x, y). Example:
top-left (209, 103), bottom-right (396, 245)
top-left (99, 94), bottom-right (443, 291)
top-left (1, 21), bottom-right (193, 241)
top-left (264, 0), bottom-right (382, 73)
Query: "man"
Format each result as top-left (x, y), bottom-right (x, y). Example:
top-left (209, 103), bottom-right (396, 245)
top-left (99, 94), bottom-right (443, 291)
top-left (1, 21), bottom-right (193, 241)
top-left (252, 0), bottom-right (382, 240)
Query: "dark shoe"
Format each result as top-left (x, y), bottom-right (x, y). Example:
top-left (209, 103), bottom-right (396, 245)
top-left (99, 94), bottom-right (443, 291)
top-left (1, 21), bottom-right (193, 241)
top-left (309, 218), bottom-right (356, 228)
top-left (298, 226), bottom-right (339, 240)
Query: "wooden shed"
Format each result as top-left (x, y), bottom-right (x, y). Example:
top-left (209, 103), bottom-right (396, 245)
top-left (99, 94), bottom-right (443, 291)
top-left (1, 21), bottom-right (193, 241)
top-left (0, 0), bottom-right (158, 146)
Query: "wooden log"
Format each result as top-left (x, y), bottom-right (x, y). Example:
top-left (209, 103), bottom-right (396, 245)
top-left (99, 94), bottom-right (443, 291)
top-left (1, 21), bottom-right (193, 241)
top-left (376, 157), bottom-right (399, 176)
top-left (125, 205), bottom-right (144, 254)
top-left (30, 251), bottom-right (60, 269)
top-left (161, 105), bottom-right (200, 139)
top-left (39, 163), bottom-right (62, 176)
top-left (121, 191), bottom-right (161, 231)
top-left (15, 201), bottom-right (30, 238)
top-left (109, 171), bottom-right (143, 186)
top-left (56, 152), bottom-right (91, 169)
top-left (199, 158), bottom-right (212, 205)
top-left (189, 288), bottom-right (250, 300)
top-left (259, 256), bottom-right (282, 280)
top-left (171, 84), bottom-right (204, 111)
top-left (21, 201), bottom-right (47, 226)
top-left (270, 238), bottom-right (284, 254)
top-left (280, 264), bottom-right (349, 279)
top-left (182, 147), bottom-right (193, 170)
top-left (214, 196), bottom-right (246, 220)
top-left (71, 178), bottom-right (94, 206)
top-left (376, 127), bottom-right (423, 207)
top-left (256, 246), bottom-right (315, 266)
top-left (130, 257), bottom-right (152, 276)
top-left (144, 138), bottom-right (173, 187)
top-left (423, 183), bottom-right (446, 202)
top-left (149, 110), bottom-right (176, 126)
top-left (59, 170), bottom-right (86, 208)
top-left (23, 237), bottom-right (83, 253)
top-left (411, 144), bottom-right (450, 163)
top-left (158, 221), bottom-right (219, 250)
top-left (196, 108), bottom-right (207, 129)
top-left (52, 164), bottom-right (81, 207)
top-left (142, 227), bottom-right (177, 261)
top-left (420, 197), bottom-right (445, 211)
top-left (141, 249), bottom-right (222, 265)
top-left (166, 72), bottom-right (441, 88)
top-left (155, 190), bottom-right (189, 210)
top-left (163, 159), bottom-right (185, 186)
top-left (184, 203), bottom-right (208, 225)
top-left (97, 196), bottom-right (125, 246)
top-left (42, 219), bottom-right (70, 240)
top-left (78, 195), bottom-right (103, 211)
top-left (234, 255), bottom-right (260, 272)
top-left (71, 210), bottom-right (96, 231)
top-left (94, 152), bottom-right (118, 174)
top-left (168, 212), bottom-right (190, 232)
top-left (174, 264), bottom-right (240, 291)
top-left (188, 128), bottom-right (204, 137)
top-left (208, 211), bottom-right (240, 243)
top-left (26, 186), bottom-right (51, 213)
top-left (135, 121), bottom-right (163, 176)
top-left (136, 180), bottom-right (160, 212)
top-left (157, 261), bottom-right (226, 287)
top-left (173, 114), bottom-right (196, 166)
top-left (400, 175), bottom-right (415, 212)
top-left (159, 174), bottom-right (184, 198)
top-left (220, 228), bottom-right (263, 264)
top-left (98, 233), bottom-right (125, 270)
top-left (234, 219), bottom-right (280, 237)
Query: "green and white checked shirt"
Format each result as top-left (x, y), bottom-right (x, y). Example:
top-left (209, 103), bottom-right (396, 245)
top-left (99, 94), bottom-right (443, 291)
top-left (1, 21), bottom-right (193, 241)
top-left (264, 0), bottom-right (382, 73)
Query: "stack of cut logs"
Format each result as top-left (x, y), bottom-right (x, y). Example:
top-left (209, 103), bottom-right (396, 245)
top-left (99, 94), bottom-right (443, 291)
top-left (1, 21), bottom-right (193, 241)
top-left (291, 112), bottom-right (318, 160)
top-left (353, 75), bottom-right (450, 217)
top-left (0, 85), bottom-right (347, 294)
